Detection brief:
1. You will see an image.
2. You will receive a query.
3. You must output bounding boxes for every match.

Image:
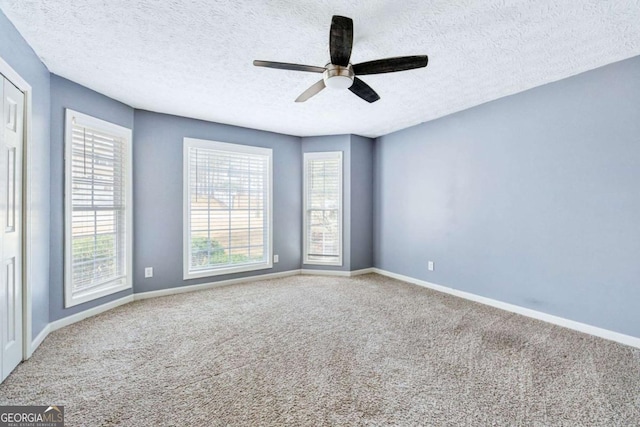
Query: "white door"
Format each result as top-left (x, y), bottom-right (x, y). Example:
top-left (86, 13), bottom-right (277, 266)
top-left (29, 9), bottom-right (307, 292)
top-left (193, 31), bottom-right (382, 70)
top-left (0, 74), bottom-right (24, 382)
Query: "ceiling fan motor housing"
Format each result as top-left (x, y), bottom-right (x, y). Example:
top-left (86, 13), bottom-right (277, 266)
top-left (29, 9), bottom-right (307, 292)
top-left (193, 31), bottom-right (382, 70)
top-left (323, 63), bottom-right (355, 89)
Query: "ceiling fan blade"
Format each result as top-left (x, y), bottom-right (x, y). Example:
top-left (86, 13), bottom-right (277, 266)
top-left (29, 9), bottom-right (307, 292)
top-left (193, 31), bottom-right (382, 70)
top-left (253, 60), bottom-right (326, 73)
top-left (349, 77), bottom-right (380, 103)
top-left (352, 55), bottom-right (428, 75)
top-left (295, 80), bottom-right (326, 102)
top-left (329, 15), bottom-right (353, 66)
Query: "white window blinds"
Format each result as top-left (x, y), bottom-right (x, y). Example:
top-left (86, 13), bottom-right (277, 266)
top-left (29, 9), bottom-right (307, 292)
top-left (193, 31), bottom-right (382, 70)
top-left (64, 109), bottom-right (132, 307)
top-left (184, 138), bottom-right (272, 279)
top-left (304, 152), bottom-right (343, 265)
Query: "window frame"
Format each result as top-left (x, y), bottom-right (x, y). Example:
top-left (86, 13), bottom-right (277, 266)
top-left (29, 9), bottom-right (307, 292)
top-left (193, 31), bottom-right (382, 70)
top-left (183, 137), bottom-right (273, 280)
top-left (303, 151), bottom-right (343, 266)
top-left (64, 109), bottom-right (133, 308)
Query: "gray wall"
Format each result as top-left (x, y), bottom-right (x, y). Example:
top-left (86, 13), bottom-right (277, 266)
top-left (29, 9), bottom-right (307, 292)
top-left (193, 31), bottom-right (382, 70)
top-left (49, 75), bottom-right (135, 321)
top-left (350, 135), bottom-right (374, 270)
top-left (301, 135), bottom-right (352, 271)
top-left (0, 10), bottom-right (51, 338)
top-left (133, 110), bottom-right (301, 293)
top-left (374, 56), bottom-right (640, 337)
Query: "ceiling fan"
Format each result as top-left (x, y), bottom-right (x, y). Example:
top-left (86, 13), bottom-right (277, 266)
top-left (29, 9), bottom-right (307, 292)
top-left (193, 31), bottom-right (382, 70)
top-left (253, 15), bottom-right (428, 103)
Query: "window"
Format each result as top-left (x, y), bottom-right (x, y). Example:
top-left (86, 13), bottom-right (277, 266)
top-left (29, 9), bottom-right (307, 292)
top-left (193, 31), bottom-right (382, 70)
top-left (183, 138), bottom-right (272, 279)
top-left (303, 152), bottom-right (343, 265)
top-left (64, 109), bottom-right (132, 307)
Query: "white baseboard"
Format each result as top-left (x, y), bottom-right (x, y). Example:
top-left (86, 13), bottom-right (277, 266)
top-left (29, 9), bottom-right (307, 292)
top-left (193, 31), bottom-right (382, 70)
top-left (28, 295), bottom-right (133, 358)
top-left (373, 268), bottom-right (640, 350)
top-left (300, 269), bottom-right (350, 277)
top-left (48, 295), bottom-right (135, 333)
top-left (28, 295), bottom-right (135, 356)
top-left (27, 269), bottom-right (316, 356)
top-left (300, 267), bottom-right (375, 277)
top-left (349, 268), bottom-right (376, 276)
top-left (134, 269), bottom-right (301, 301)
top-left (28, 267), bottom-right (638, 358)
top-left (29, 324), bottom-right (50, 357)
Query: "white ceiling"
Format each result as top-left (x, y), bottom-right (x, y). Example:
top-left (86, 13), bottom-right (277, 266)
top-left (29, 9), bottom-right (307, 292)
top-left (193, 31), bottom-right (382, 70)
top-left (2, 1), bottom-right (640, 138)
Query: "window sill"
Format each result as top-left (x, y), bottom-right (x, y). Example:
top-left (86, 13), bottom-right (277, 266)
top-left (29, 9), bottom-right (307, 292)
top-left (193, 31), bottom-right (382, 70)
top-left (303, 260), bottom-right (343, 267)
top-left (184, 261), bottom-right (273, 280)
top-left (65, 280), bottom-right (132, 308)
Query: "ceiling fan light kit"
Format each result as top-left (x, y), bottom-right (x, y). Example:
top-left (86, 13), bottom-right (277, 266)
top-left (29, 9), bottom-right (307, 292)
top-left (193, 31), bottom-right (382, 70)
top-left (254, 15), bottom-right (428, 103)
top-left (323, 64), bottom-right (354, 90)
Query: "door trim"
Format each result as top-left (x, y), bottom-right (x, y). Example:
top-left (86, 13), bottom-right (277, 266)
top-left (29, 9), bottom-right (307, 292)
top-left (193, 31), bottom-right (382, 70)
top-left (0, 56), bottom-right (33, 359)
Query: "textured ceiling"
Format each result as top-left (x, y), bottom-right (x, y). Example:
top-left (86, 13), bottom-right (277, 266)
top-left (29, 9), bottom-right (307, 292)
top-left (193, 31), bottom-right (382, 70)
top-left (2, 1), bottom-right (640, 137)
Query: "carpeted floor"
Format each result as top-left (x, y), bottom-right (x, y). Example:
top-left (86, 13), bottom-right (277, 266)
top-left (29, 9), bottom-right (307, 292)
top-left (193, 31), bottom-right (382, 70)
top-left (1, 274), bottom-right (639, 426)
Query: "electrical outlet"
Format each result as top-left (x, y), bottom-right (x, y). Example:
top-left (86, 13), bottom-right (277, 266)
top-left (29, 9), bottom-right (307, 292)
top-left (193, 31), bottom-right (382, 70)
top-left (274, 254), bottom-right (279, 263)
top-left (427, 261), bottom-right (434, 271)
top-left (144, 267), bottom-right (153, 278)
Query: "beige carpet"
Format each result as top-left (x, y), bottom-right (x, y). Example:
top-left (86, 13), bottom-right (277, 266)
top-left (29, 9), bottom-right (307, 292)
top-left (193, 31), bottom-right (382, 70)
top-left (1, 274), bottom-right (639, 426)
